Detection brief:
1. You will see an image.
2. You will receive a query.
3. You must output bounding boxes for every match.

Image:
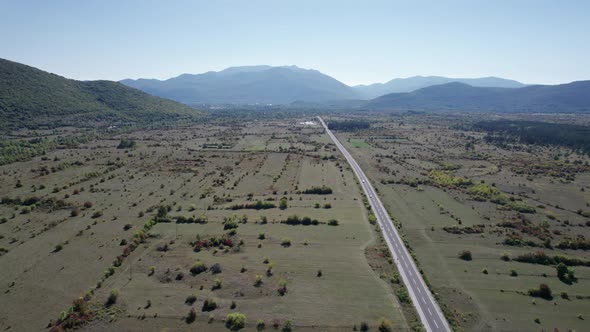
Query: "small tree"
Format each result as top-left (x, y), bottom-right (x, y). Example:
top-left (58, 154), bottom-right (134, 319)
top-left (202, 298), bottom-right (217, 311)
top-left (190, 261), bottom-right (207, 275)
top-left (254, 275), bottom-right (263, 287)
top-left (106, 289), bottom-right (118, 306)
top-left (225, 312), bottom-right (246, 331)
top-left (282, 320), bottom-right (293, 332)
top-left (378, 319), bottom-right (394, 332)
top-left (459, 250), bottom-right (472, 261)
top-left (186, 308), bottom-right (197, 323)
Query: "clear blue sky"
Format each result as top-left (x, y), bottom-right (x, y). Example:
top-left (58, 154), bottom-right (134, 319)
top-left (1, 0), bottom-right (589, 85)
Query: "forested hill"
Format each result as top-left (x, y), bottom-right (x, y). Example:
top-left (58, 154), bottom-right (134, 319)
top-left (0, 58), bottom-right (199, 129)
top-left (365, 81), bottom-right (590, 113)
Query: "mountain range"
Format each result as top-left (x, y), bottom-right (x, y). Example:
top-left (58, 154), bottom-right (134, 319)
top-left (121, 66), bottom-right (528, 105)
top-left (0, 58), bottom-right (197, 129)
top-left (121, 65), bottom-right (358, 105)
top-left (365, 81), bottom-right (590, 112)
top-left (353, 76), bottom-right (526, 99)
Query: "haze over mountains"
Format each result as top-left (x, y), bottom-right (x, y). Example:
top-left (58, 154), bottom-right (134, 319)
top-left (121, 65), bottom-right (528, 105)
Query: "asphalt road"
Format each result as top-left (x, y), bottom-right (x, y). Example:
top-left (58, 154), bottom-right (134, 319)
top-left (318, 117), bottom-right (451, 332)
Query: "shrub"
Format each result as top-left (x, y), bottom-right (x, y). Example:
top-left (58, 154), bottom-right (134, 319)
top-left (123, 223), bottom-right (132, 231)
top-left (230, 301), bottom-right (236, 309)
top-left (510, 270), bottom-right (518, 277)
top-left (278, 279), bottom-right (288, 296)
top-left (528, 283), bottom-right (552, 300)
top-left (360, 322), bottom-right (369, 332)
top-left (186, 308), bottom-right (197, 323)
top-left (317, 270), bottom-right (322, 277)
top-left (185, 294), bottom-right (197, 305)
top-left (202, 298), bottom-right (217, 311)
top-left (224, 220), bottom-right (238, 230)
top-left (258, 233), bottom-right (265, 240)
top-left (327, 219), bottom-right (339, 226)
top-left (279, 197), bottom-right (288, 210)
top-left (210, 263), bottom-right (222, 274)
top-left (117, 139), bottom-right (136, 149)
top-left (323, 203), bottom-right (332, 209)
top-left (500, 253), bottom-right (511, 261)
top-left (396, 287), bottom-right (410, 303)
top-left (70, 209), bottom-right (80, 217)
top-left (190, 261), bottom-right (207, 275)
top-left (282, 320), bottom-right (293, 332)
top-left (378, 319), bottom-right (393, 332)
top-left (225, 312), bottom-right (246, 331)
top-left (300, 186), bottom-right (333, 195)
top-left (53, 244), bottom-right (63, 252)
top-left (459, 250), bottom-right (472, 261)
top-left (91, 211), bottom-right (103, 219)
top-left (106, 289), bottom-right (118, 306)
top-left (254, 275), bottom-right (263, 287)
top-left (256, 319), bottom-right (266, 331)
top-left (212, 278), bottom-right (222, 290)
top-left (281, 238), bottom-right (291, 247)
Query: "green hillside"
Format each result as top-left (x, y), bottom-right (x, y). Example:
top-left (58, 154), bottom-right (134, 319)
top-left (0, 58), bottom-right (199, 129)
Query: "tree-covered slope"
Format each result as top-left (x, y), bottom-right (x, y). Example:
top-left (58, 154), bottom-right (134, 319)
top-left (0, 58), bottom-right (199, 129)
top-left (365, 81), bottom-right (590, 112)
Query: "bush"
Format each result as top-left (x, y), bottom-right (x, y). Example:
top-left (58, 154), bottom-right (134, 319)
top-left (459, 250), bottom-right (472, 261)
top-left (212, 278), bottom-right (222, 290)
top-left (190, 261), bottom-right (207, 275)
top-left (117, 139), bottom-right (136, 149)
top-left (510, 270), bottom-right (518, 277)
top-left (323, 203), bottom-right (332, 209)
top-left (91, 211), bottom-right (103, 219)
top-left (360, 322), bottom-right (369, 332)
top-left (224, 220), bottom-right (239, 230)
top-left (327, 219), bottom-right (339, 226)
top-left (106, 289), bottom-right (118, 306)
top-left (258, 233), bottom-right (265, 240)
top-left (282, 320), bottom-right (293, 332)
top-left (300, 186), bottom-right (333, 195)
top-left (185, 294), bottom-right (197, 305)
top-left (210, 263), bottom-right (222, 274)
top-left (186, 308), bottom-right (197, 323)
top-left (279, 197), bottom-right (288, 210)
top-left (254, 275), bottom-right (263, 287)
top-left (281, 238), bottom-right (291, 247)
top-left (528, 283), bottom-right (552, 300)
top-left (396, 287), bottom-right (410, 303)
top-left (123, 223), bottom-right (132, 231)
top-left (378, 319), bottom-right (393, 332)
top-left (225, 312), bottom-right (246, 331)
top-left (202, 298), bottom-right (217, 311)
top-left (256, 319), bottom-right (266, 331)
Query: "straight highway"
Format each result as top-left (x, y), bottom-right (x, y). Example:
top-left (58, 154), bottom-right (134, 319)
top-left (318, 116), bottom-right (451, 332)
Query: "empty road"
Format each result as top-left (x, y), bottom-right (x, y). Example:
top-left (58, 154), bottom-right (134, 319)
top-left (318, 116), bottom-right (451, 332)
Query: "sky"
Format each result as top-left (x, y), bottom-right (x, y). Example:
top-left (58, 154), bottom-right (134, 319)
top-left (1, 0), bottom-right (589, 86)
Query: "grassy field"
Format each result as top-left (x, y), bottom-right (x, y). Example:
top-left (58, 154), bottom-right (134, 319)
top-left (0, 118), bottom-right (417, 331)
top-left (328, 113), bottom-right (590, 332)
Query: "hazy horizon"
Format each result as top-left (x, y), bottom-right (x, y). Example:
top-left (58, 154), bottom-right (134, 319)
top-left (2, 0), bottom-right (589, 85)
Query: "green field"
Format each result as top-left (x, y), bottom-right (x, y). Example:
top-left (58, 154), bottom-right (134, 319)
top-left (0, 119), bottom-right (416, 331)
top-left (330, 113), bottom-right (590, 332)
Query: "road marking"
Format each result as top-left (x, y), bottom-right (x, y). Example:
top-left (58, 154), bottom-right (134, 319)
top-left (427, 307), bottom-right (432, 315)
top-left (433, 319), bottom-right (439, 328)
